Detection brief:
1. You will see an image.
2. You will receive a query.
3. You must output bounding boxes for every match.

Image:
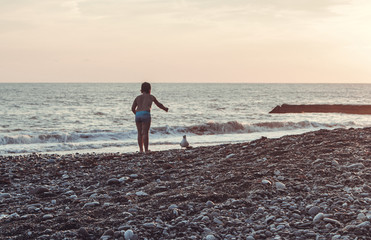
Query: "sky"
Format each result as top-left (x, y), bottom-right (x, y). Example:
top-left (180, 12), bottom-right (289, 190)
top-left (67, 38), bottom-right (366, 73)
top-left (1, 0), bottom-right (371, 83)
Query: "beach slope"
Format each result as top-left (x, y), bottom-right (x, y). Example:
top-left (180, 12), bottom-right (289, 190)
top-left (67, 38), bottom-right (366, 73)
top-left (1, 128), bottom-right (370, 239)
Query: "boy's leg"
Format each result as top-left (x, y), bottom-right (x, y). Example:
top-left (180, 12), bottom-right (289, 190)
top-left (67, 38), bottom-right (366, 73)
top-left (142, 120), bottom-right (151, 153)
top-left (136, 121), bottom-right (144, 152)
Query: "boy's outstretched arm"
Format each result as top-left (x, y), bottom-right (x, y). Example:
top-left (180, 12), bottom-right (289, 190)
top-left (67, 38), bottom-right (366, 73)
top-left (153, 97), bottom-right (168, 112)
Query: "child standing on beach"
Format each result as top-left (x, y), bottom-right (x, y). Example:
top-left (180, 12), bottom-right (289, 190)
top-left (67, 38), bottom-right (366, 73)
top-left (131, 82), bottom-right (168, 153)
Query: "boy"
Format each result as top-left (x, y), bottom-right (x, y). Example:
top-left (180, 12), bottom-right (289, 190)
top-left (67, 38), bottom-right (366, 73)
top-left (131, 82), bottom-right (168, 153)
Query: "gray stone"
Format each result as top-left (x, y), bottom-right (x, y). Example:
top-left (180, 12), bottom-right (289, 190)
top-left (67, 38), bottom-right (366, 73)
top-left (275, 182), bottom-right (286, 191)
top-left (135, 191), bottom-right (148, 196)
top-left (42, 214), bottom-right (53, 220)
top-left (357, 213), bottom-right (367, 221)
top-left (308, 206), bottom-right (321, 216)
top-left (77, 227), bottom-right (89, 238)
top-left (143, 222), bottom-right (156, 228)
top-left (107, 178), bottom-right (120, 185)
top-left (82, 201), bottom-right (100, 209)
top-left (201, 216), bottom-right (210, 222)
top-left (62, 174), bottom-right (69, 179)
top-left (119, 176), bottom-right (130, 182)
top-left (206, 200), bottom-right (215, 208)
top-left (103, 229), bottom-right (114, 236)
top-left (323, 218), bottom-right (342, 227)
top-left (347, 163), bottom-right (365, 169)
top-left (0, 193), bottom-right (11, 199)
top-left (124, 229), bottom-right (134, 240)
top-left (262, 179), bottom-right (271, 185)
top-left (257, 207), bottom-right (265, 214)
top-left (9, 213), bottom-right (20, 219)
top-left (168, 204), bottom-right (178, 210)
top-left (213, 218), bottom-right (223, 225)
top-left (32, 187), bottom-right (49, 195)
top-left (205, 235), bottom-right (217, 240)
top-left (356, 221), bottom-right (370, 228)
top-left (313, 213), bottom-right (324, 223)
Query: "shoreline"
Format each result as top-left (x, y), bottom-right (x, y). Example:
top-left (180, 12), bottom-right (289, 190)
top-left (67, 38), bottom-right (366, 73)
top-left (0, 127), bottom-right (340, 157)
top-left (1, 127), bottom-right (370, 239)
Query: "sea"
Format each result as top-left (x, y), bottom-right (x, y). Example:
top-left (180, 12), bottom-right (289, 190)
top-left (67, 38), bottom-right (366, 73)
top-left (0, 83), bottom-right (370, 155)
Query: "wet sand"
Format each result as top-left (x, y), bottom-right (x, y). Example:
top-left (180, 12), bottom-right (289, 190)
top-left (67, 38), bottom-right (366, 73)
top-left (1, 127), bottom-right (370, 239)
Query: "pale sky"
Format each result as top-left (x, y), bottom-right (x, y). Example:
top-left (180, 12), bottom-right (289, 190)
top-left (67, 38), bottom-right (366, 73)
top-left (1, 0), bottom-right (371, 83)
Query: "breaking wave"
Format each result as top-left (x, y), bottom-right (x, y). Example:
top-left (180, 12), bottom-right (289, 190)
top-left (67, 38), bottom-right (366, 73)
top-left (152, 120), bottom-right (355, 135)
top-left (0, 120), bottom-right (356, 146)
top-left (0, 131), bottom-right (136, 145)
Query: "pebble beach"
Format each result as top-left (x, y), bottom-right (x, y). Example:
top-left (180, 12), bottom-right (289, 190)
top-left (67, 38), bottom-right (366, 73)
top-left (1, 127), bottom-right (370, 240)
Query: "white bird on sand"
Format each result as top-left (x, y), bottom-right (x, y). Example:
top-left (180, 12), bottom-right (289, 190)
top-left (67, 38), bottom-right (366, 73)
top-left (180, 135), bottom-right (190, 148)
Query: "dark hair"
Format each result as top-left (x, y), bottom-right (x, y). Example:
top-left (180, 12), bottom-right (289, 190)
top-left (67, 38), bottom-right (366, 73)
top-left (141, 82), bottom-right (151, 94)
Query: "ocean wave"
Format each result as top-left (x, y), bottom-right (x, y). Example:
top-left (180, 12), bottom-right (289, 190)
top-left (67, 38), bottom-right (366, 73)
top-left (152, 120), bottom-right (356, 135)
top-left (0, 120), bottom-right (356, 146)
top-left (0, 131), bottom-right (136, 145)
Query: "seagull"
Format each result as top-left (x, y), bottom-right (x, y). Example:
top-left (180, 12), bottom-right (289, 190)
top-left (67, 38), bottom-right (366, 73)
top-left (180, 135), bottom-right (190, 148)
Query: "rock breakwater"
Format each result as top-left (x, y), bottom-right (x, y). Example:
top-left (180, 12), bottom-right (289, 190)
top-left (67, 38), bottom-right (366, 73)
top-left (1, 127), bottom-right (370, 239)
top-left (269, 104), bottom-right (371, 115)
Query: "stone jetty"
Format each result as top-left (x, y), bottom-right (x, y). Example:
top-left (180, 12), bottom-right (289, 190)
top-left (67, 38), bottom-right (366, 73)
top-left (1, 127), bottom-right (370, 239)
top-left (269, 104), bottom-right (371, 114)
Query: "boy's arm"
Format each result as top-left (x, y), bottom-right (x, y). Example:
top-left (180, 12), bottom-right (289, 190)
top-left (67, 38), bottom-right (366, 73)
top-left (131, 98), bottom-right (137, 114)
top-left (153, 97), bottom-right (168, 112)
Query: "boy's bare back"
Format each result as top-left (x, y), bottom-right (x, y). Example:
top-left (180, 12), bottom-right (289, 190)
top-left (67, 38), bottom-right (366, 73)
top-left (132, 93), bottom-right (168, 114)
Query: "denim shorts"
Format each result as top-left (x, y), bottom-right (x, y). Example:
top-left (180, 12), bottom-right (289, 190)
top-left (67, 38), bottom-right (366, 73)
top-left (135, 111), bottom-right (151, 123)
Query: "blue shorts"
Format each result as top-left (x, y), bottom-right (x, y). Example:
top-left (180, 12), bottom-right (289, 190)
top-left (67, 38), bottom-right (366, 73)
top-left (135, 111), bottom-right (151, 123)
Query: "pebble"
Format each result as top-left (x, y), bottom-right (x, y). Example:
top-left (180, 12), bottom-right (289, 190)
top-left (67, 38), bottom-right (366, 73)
top-left (9, 213), bottom-right (20, 219)
top-left (205, 235), bottom-right (217, 240)
top-left (308, 206), bottom-right (320, 216)
top-left (82, 201), bottom-right (100, 209)
top-left (347, 163), bottom-right (365, 169)
top-left (257, 206), bottom-right (265, 214)
top-left (168, 204), bottom-right (178, 210)
top-left (213, 218), bottom-right (223, 225)
top-left (119, 176), bottom-right (130, 182)
top-left (103, 229), bottom-right (114, 236)
top-left (206, 200), bottom-right (215, 208)
top-left (0, 193), bottom-right (11, 199)
top-left (62, 174), bottom-right (69, 179)
top-left (226, 154), bottom-right (236, 159)
top-left (275, 182), bottom-right (286, 191)
top-left (313, 213), bottom-right (324, 223)
top-left (323, 218), bottom-right (342, 227)
top-left (356, 221), bottom-right (370, 228)
top-left (124, 229), bottom-right (134, 240)
top-left (357, 213), bottom-right (367, 221)
top-left (77, 227), bottom-right (89, 238)
top-left (143, 222), bottom-right (156, 228)
top-left (107, 178), bottom-right (120, 185)
top-left (32, 186), bottom-right (49, 195)
top-left (135, 191), bottom-right (148, 196)
top-left (262, 179), bottom-right (271, 185)
top-left (42, 214), bottom-right (53, 220)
